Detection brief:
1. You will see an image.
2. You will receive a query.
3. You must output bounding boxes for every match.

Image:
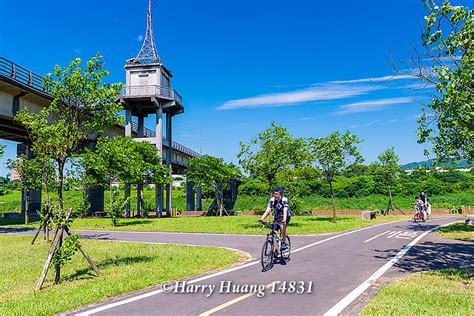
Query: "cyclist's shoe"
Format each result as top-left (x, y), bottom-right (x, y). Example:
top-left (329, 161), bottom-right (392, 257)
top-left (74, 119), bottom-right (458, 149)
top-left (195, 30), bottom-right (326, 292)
top-left (281, 242), bottom-right (288, 251)
top-left (258, 219), bottom-right (264, 224)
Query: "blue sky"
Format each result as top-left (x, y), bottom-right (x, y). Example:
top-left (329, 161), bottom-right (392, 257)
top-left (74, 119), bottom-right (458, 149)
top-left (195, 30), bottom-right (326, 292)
top-left (0, 0), bottom-right (452, 176)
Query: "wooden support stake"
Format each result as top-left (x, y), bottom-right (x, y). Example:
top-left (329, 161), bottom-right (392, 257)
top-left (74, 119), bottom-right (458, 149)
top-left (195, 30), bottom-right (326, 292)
top-left (65, 228), bottom-right (100, 276)
top-left (32, 213), bottom-right (51, 245)
top-left (36, 208), bottom-right (72, 290)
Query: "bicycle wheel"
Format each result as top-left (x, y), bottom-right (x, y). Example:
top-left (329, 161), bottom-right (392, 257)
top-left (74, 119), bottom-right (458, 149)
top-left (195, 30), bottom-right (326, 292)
top-left (261, 238), bottom-right (274, 271)
top-left (282, 235), bottom-right (291, 261)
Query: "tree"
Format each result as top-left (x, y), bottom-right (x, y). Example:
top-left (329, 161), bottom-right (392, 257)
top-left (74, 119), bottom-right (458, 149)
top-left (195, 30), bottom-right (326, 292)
top-left (415, 1), bottom-right (473, 162)
top-left (187, 155), bottom-right (240, 216)
top-left (377, 148), bottom-right (401, 214)
top-left (84, 136), bottom-right (169, 225)
top-left (0, 144), bottom-right (4, 158)
top-left (308, 131), bottom-right (364, 223)
top-left (15, 54), bottom-right (122, 288)
top-left (237, 122), bottom-right (310, 195)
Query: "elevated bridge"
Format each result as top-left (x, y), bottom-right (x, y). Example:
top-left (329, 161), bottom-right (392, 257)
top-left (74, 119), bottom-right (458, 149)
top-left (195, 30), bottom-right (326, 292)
top-left (0, 57), bottom-right (199, 173)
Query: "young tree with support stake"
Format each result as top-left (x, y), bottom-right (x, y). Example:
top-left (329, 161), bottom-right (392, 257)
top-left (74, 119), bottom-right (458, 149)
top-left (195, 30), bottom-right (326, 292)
top-left (308, 131), bottom-right (364, 223)
top-left (15, 54), bottom-right (122, 289)
top-left (377, 147), bottom-right (401, 215)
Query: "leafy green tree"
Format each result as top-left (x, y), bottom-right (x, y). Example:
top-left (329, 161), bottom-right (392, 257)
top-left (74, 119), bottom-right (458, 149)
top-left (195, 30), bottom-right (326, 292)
top-left (15, 54), bottom-right (122, 287)
top-left (377, 148), bottom-right (401, 214)
top-left (0, 144), bottom-right (4, 158)
top-left (417, 0), bottom-right (473, 162)
top-left (238, 122), bottom-right (310, 195)
top-left (6, 156), bottom-right (43, 224)
top-left (308, 131), bottom-right (364, 222)
top-left (84, 136), bottom-right (169, 224)
top-left (187, 155), bottom-right (240, 216)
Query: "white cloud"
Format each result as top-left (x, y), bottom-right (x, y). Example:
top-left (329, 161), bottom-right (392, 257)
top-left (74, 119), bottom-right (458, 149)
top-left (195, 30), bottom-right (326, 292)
top-left (328, 74), bottom-right (416, 84)
top-left (333, 97), bottom-right (416, 115)
top-left (137, 35), bottom-right (144, 41)
top-left (363, 120), bottom-right (382, 127)
top-left (216, 85), bottom-right (378, 110)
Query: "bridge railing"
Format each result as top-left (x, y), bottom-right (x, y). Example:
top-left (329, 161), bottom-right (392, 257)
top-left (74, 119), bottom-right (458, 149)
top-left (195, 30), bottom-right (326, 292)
top-left (130, 121), bottom-right (200, 157)
top-left (0, 57), bottom-right (45, 92)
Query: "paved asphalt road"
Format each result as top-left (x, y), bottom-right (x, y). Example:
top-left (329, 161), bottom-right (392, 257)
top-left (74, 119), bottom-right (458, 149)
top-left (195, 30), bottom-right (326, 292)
top-left (2, 216), bottom-right (472, 315)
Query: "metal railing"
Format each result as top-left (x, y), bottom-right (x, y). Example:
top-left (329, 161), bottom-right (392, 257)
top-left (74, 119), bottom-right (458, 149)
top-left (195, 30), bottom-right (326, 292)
top-left (130, 122), bottom-right (199, 157)
top-left (0, 57), bottom-right (46, 92)
top-left (122, 85), bottom-right (183, 105)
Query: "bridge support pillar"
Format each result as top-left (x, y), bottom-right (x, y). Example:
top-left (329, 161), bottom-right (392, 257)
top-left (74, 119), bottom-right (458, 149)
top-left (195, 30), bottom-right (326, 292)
top-left (155, 184), bottom-right (164, 217)
top-left (137, 183), bottom-right (144, 217)
top-left (186, 181), bottom-right (195, 211)
top-left (21, 189), bottom-right (42, 215)
top-left (86, 187), bottom-right (104, 214)
top-left (196, 186), bottom-right (202, 211)
top-left (165, 112), bottom-right (173, 216)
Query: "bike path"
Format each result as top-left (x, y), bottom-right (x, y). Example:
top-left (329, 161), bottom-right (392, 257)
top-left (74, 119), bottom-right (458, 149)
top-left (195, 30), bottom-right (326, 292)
top-left (69, 216), bottom-right (467, 315)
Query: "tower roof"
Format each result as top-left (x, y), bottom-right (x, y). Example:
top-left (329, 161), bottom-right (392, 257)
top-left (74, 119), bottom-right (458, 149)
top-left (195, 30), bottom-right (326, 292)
top-left (128, 0), bottom-right (161, 65)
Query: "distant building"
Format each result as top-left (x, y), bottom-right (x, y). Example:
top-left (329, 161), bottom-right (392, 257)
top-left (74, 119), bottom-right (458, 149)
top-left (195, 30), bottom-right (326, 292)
top-left (11, 167), bottom-right (20, 181)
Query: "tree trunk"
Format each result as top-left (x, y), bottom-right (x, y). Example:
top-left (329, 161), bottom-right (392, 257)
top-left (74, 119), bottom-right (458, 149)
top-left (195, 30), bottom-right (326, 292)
top-left (54, 232), bottom-right (63, 284)
top-left (385, 186), bottom-right (393, 215)
top-left (57, 160), bottom-right (65, 213)
top-left (25, 190), bottom-right (29, 225)
top-left (329, 181), bottom-right (337, 223)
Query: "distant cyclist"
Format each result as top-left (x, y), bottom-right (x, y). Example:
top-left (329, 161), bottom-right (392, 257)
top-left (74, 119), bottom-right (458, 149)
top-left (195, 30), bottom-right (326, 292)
top-left (418, 191), bottom-right (431, 219)
top-left (258, 187), bottom-right (291, 248)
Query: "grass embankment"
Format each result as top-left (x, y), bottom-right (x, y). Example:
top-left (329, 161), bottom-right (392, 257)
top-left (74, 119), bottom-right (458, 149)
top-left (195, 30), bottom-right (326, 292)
top-left (0, 234), bottom-right (241, 315)
top-left (0, 189), bottom-right (212, 214)
top-left (1, 190), bottom-right (471, 214)
top-left (234, 193), bottom-right (474, 211)
top-left (1, 215), bottom-right (410, 234)
top-left (436, 222), bottom-right (474, 241)
top-left (362, 268), bottom-right (473, 315)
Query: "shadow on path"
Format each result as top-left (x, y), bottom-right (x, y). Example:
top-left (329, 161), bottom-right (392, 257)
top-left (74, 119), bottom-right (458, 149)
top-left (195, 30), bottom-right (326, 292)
top-left (374, 238), bottom-right (474, 272)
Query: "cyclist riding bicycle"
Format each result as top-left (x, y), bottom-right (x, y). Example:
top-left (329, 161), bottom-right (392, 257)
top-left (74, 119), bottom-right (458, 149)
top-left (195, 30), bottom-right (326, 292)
top-left (418, 191), bottom-right (431, 219)
top-left (258, 188), bottom-right (291, 249)
top-left (415, 197), bottom-right (426, 221)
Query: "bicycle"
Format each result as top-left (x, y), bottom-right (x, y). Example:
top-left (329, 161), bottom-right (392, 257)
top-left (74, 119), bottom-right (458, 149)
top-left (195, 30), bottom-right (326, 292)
top-left (413, 204), bottom-right (426, 223)
top-left (259, 220), bottom-right (291, 271)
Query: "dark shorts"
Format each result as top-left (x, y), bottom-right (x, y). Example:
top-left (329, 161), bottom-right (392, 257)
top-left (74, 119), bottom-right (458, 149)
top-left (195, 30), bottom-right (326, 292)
top-left (272, 216), bottom-right (291, 231)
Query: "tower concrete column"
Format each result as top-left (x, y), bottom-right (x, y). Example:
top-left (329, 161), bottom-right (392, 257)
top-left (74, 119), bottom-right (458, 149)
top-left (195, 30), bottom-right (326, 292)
top-left (136, 115), bottom-right (145, 216)
top-left (155, 106), bottom-right (164, 217)
top-left (124, 108), bottom-right (132, 216)
top-left (165, 112), bottom-right (173, 215)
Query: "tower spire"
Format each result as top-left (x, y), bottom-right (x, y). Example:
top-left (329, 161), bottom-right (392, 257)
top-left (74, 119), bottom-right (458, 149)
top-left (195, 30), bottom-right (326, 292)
top-left (131, 0), bottom-right (161, 64)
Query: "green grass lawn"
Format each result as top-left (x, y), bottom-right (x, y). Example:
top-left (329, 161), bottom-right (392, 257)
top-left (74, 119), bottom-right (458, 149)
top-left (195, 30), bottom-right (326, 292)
top-left (361, 268), bottom-right (473, 315)
top-left (1, 214), bottom-right (411, 235)
top-left (436, 222), bottom-right (474, 241)
top-left (0, 234), bottom-right (242, 315)
top-left (1, 190), bottom-right (471, 214)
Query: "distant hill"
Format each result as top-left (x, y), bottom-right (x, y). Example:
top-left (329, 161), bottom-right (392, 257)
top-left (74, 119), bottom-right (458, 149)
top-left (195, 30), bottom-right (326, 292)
top-left (402, 159), bottom-right (474, 169)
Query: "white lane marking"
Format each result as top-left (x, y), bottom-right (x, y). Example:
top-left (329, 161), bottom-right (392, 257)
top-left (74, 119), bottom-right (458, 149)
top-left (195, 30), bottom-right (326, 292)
top-left (386, 231), bottom-right (402, 238)
top-left (199, 283), bottom-right (274, 316)
top-left (395, 231), bottom-right (419, 239)
top-left (74, 218), bottom-right (448, 316)
top-left (323, 221), bottom-right (456, 316)
top-left (363, 231), bottom-right (391, 243)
